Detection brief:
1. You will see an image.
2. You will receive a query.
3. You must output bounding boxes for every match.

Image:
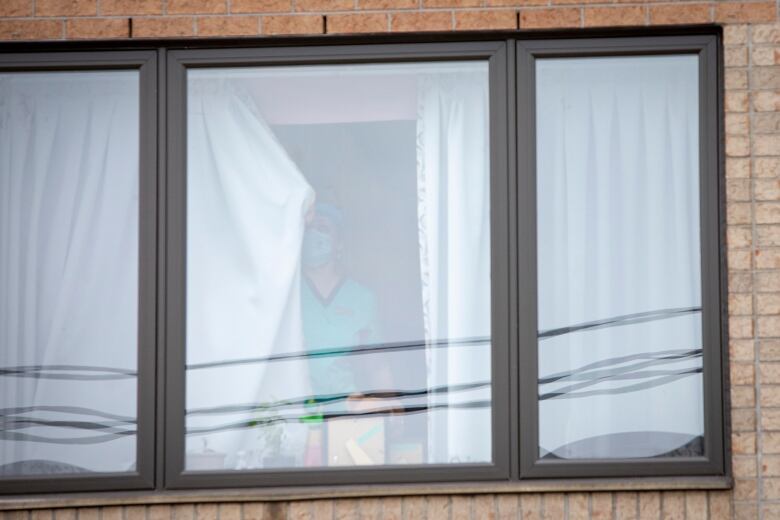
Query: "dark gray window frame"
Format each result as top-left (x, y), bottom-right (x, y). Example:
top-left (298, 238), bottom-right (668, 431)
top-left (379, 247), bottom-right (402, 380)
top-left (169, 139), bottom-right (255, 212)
top-left (0, 50), bottom-right (158, 494)
top-left (0, 29), bottom-right (726, 495)
top-left (516, 35), bottom-right (726, 479)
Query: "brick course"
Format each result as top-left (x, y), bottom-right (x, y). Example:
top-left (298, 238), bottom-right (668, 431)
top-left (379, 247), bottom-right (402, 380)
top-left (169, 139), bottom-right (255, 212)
top-left (2, 0), bottom-right (780, 518)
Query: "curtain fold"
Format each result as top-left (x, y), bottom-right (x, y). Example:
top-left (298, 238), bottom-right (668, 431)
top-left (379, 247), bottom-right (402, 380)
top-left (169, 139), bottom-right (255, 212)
top-left (416, 70), bottom-right (492, 464)
top-left (0, 72), bottom-right (139, 474)
top-left (185, 77), bottom-right (314, 468)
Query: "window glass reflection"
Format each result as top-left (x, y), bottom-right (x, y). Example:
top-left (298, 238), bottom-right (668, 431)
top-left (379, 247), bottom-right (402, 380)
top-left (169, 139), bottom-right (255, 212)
top-left (185, 62), bottom-right (491, 470)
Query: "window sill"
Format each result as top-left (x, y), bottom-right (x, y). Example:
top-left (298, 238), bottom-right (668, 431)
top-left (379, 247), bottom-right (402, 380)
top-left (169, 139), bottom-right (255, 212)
top-left (0, 476), bottom-right (732, 510)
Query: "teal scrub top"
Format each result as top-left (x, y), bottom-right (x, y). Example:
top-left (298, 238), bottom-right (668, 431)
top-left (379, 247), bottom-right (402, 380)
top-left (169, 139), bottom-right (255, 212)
top-left (302, 276), bottom-right (379, 396)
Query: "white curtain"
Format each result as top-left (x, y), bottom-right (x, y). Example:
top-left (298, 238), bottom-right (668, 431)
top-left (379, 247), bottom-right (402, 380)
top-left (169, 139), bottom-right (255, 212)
top-left (0, 71), bottom-right (139, 473)
top-left (186, 76), bottom-right (314, 469)
top-left (536, 56), bottom-right (704, 458)
top-left (416, 67), bottom-right (492, 464)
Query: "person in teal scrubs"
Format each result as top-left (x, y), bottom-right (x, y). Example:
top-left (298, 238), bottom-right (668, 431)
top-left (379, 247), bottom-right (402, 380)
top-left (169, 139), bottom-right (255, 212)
top-left (301, 202), bottom-right (380, 398)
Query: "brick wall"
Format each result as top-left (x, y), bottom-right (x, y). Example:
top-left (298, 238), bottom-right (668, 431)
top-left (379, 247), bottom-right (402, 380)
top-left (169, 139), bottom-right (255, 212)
top-left (1, 0), bottom-right (780, 518)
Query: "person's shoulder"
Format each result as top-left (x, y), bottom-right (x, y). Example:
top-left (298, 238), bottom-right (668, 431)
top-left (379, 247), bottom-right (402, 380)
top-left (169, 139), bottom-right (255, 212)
top-left (342, 278), bottom-right (376, 305)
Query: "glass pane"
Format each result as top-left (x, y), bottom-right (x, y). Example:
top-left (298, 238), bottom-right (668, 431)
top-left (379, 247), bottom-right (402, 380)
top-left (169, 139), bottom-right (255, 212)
top-left (536, 56), bottom-right (703, 459)
top-left (185, 62), bottom-right (491, 470)
top-left (0, 71), bottom-right (140, 475)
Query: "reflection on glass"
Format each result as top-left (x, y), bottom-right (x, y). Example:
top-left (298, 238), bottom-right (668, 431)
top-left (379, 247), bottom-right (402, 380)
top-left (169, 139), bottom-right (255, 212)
top-left (0, 71), bottom-right (140, 475)
top-left (185, 62), bottom-right (491, 470)
top-left (536, 56), bottom-right (704, 459)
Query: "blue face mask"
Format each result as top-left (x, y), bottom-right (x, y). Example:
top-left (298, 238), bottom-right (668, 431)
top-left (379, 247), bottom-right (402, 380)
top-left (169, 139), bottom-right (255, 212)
top-left (302, 228), bottom-right (334, 268)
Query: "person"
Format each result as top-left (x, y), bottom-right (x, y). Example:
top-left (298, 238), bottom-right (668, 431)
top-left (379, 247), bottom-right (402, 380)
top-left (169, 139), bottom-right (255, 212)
top-left (300, 201), bottom-right (380, 398)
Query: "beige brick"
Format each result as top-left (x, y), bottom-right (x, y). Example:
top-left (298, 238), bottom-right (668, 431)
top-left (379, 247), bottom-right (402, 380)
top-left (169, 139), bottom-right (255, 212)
top-left (584, 6), bottom-right (644, 27)
top-left (758, 203), bottom-right (780, 224)
top-left (764, 363), bottom-right (780, 384)
top-left (615, 493), bottom-right (637, 520)
top-left (727, 178), bottom-right (750, 200)
top-left (383, 498), bottom-right (402, 520)
top-left (754, 67), bottom-right (780, 90)
top-left (359, 0), bottom-right (417, 8)
top-left (684, 492), bottom-right (707, 520)
top-left (759, 294), bottom-right (780, 316)
top-left (757, 179), bottom-right (780, 200)
top-left (455, 10), bottom-right (517, 30)
top-left (520, 494), bottom-right (542, 519)
top-left (727, 157), bottom-right (751, 178)
top-left (755, 112), bottom-right (780, 134)
top-left (296, 0), bottom-right (353, 11)
top-left (36, 0), bottom-right (96, 16)
top-left (753, 46), bottom-right (780, 66)
top-left (326, 13), bottom-right (387, 33)
top-left (241, 504), bottom-right (266, 520)
top-left (359, 498), bottom-right (382, 520)
top-left (309, 501), bottom-right (332, 519)
top-left (726, 90), bottom-right (749, 112)
top-left (765, 408), bottom-right (780, 430)
top-left (519, 8), bottom-right (580, 29)
top-left (231, 0), bottom-right (290, 13)
top-left (734, 478), bottom-right (759, 501)
top-left (148, 507), bottom-right (170, 520)
top-left (754, 134), bottom-right (780, 156)
top-left (0, 19), bottom-right (63, 39)
top-left (730, 292), bottom-right (753, 315)
top-left (101, 0), bottom-right (162, 15)
top-left (567, 493), bottom-right (588, 520)
top-left (765, 431), bottom-right (780, 453)
top-left (727, 134), bottom-right (750, 157)
top-left (288, 502), bottom-right (311, 520)
top-left (66, 17), bottom-right (128, 38)
top-left (726, 46), bottom-right (749, 67)
top-left (732, 361), bottom-right (756, 384)
top-left (735, 503), bottom-right (758, 520)
top-left (756, 157), bottom-right (780, 177)
top-left (218, 505), bottom-right (240, 520)
top-left (734, 456), bottom-right (758, 478)
top-left (755, 24), bottom-right (780, 44)
top-left (172, 505), bottom-right (194, 520)
top-left (756, 271), bottom-right (780, 291)
top-left (726, 68), bottom-right (748, 89)
top-left (488, 0), bottom-right (548, 4)
top-left (391, 11), bottom-right (452, 32)
top-left (729, 202), bottom-right (752, 225)
top-left (715, 1), bottom-right (777, 23)
top-left (402, 497), bottom-right (425, 519)
top-left (759, 225), bottom-right (780, 247)
top-left (754, 91), bottom-right (780, 112)
top-left (168, 0), bottom-right (226, 13)
top-left (426, 496), bottom-right (449, 520)
top-left (425, 0), bottom-right (481, 6)
top-left (591, 493), bottom-right (613, 520)
top-left (730, 316), bottom-right (755, 339)
top-left (708, 491), bottom-right (732, 519)
top-left (726, 113), bottom-right (750, 135)
top-left (727, 227), bottom-right (752, 249)
top-left (734, 431), bottom-right (757, 454)
top-left (764, 339), bottom-right (780, 360)
top-left (542, 494), bottom-right (564, 520)
top-left (729, 270), bottom-right (752, 292)
top-left (132, 16), bottom-right (195, 37)
top-left (194, 505), bottom-right (216, 520)
top-left (765, 477), bottom-right (780, 500)
top-left (637, 492), bottom-right (660, 520)
top-left (451, 496), bottom-right (470, 520)
top-left (197, 15), bottom-right (259, 35)
top-left (31, 512), bottom-right (52, 520)
top-left (649, 3), bottom-right (711, 25)
top-left (731, 339), bottom-right (755, 361)
top-left (0, 0), bottom-right (32, 16)
top-left (77, 511), bottom-right (98, 520)
top-left (262, 14), bottom-right (323, 34)
top-left (733, 407), bottom-right (757, 431)
top-left (725, 24), bottom-right (748, 44)
top-left (729, 248), bottom-right (752, 270)
top-left (661, 492), bottom-right (685, 520)
top-left (733, 384), bottom-right (756, 407)
top-left (124, 507), bottom-right (145, 520)
top-left (473, 495), bottom-right (495, 520)
top-left (763, 385), bottom-right (780, 407)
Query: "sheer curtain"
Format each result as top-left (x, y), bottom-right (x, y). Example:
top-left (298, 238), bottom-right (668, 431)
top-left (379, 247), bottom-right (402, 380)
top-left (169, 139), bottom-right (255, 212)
top-left (186, 76), bottom-right (314, 468)
top-left (0, 71), bottom-right (139, 473)
top-left (536, 56), bottom-right (704, 458)
top-left (416, 67), bottom-right (492, 464)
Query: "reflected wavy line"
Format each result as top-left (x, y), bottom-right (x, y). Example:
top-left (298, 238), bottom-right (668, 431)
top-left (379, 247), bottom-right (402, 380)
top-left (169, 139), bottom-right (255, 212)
top-left (0, 430), bottom-right (134, 445)
top-left (538, 306), bottom-right (701, 339)
top-left (187, 400), bottom-right (491, 435)
top-left (539, 349), bottom-right (702, 385)
top-left (540, 368), bottom-right (702, 401)
top-left (186, 381), bottom-right (491, 416)
top-left (0, 405), bottom-right (135, 422)
top-left (1, 418), bottom-right (135, 432)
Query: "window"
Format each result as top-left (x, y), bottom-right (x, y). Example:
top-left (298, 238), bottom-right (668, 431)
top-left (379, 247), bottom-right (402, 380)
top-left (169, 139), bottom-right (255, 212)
top-left (0, 33), bottom-right (724, 494)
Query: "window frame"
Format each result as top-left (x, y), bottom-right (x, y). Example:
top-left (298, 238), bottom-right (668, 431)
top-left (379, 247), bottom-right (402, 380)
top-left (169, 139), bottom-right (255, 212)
top-left (0, 30), bottom-right (727, 496)
top-left (0, 50), bottom-right (158, 494)
top-left (516, 35), bottom-right (726, 479)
